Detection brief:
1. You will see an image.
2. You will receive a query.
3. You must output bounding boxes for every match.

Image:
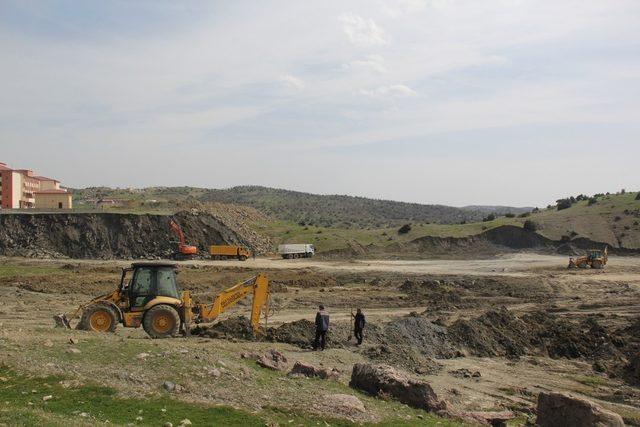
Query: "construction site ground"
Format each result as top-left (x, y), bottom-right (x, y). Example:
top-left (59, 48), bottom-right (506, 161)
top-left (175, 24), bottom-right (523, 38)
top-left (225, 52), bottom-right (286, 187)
top-left (1, 254), bottom-right (639, 426)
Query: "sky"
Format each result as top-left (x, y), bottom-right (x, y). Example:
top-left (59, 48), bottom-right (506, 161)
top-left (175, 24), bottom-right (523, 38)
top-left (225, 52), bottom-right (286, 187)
top-left (0, 0), bottom-right (639, 207)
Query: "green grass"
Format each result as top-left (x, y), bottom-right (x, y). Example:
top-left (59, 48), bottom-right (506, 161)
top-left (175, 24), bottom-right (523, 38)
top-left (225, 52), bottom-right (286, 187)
top-left (0, 366), bottom-right (467, 427)
top-left (572, 375), bottom-right (607, 388)
top-left (0, 365), bottom-right (263, 426)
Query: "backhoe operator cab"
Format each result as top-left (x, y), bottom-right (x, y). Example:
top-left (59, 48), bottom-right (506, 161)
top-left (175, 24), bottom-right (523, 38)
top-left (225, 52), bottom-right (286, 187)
top-left (66, 262), bottom-right (270, 339)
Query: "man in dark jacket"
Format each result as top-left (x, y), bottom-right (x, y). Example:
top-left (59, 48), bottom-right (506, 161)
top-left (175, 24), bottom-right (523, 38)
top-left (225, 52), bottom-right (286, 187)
top-left (314, 305), bottom-right (330, 351)
top-left (352, 308), bottom-right (366, 345)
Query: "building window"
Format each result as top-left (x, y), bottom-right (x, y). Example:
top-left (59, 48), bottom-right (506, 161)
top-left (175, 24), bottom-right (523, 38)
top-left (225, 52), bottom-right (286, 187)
top-left (58, 202), bottom-right (63, 209)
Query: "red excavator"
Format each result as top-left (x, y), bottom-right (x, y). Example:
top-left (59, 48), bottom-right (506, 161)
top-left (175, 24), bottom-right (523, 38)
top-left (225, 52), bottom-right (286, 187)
top-left (169, 219), bottom-right (198, 260)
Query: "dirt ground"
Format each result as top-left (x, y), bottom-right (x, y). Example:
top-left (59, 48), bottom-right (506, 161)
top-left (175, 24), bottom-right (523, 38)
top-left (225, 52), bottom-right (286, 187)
top-left (1, 254), bottom-right (640, 425)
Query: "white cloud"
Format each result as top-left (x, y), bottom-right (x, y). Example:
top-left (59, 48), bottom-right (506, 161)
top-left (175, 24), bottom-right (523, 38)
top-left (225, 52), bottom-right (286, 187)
top-left (339, 13), bottom-right (388, 46)
top-left (361, 84), bottom-right (417, 98)
top-left (344, 54), bottom-right (387, 73)
top-left (280, 74), bottom-right (305, 90)
top-left (381, 0), bottom-right (429, 18)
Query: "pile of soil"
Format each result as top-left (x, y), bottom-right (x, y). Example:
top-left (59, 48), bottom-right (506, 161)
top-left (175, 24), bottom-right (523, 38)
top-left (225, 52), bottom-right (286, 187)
top-left (0, 210), bottom-right (261, 259)
top-left (383, 313), bottom-right (460, 359)
top-left (448, 308), bottom-right (623, 360)
top-left (266, 319), bottom-right (374, 349)
top-left (193, 316), bottom-right (256, 340)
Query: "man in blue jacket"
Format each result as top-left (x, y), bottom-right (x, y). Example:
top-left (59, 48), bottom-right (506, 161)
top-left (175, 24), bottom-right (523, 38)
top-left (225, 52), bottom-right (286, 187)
top-left (314, 305), bottom-right (330, 351)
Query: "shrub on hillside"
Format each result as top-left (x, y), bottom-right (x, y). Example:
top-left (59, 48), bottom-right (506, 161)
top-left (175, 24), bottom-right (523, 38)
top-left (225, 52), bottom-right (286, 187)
top-left (556, 198), bottom-right (573, 211)
top-left (636, 192), bottom-right (640, 200)
top-left (518, 212), bottom-right (531, 218)
top-left (398, 224), bottom-right (412, 234)
top-left (523, 220), bottom-right (538, 232)
top-left (483, 214), bottom-right (496, 222)
top-left (588, 197), bottom-right (598, 206)
top-left (505, 213), bottom-right (516, 218)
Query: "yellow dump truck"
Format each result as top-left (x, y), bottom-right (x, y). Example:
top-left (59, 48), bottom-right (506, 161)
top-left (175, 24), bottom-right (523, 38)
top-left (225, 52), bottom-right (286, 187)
top-left (209, 245), bottom-right (251, 261)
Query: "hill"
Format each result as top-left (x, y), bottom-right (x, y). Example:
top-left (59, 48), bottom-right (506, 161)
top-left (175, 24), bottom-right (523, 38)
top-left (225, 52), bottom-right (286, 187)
top-left (72, 185), bottom-right (503, 226)
top-left (197, 186), bottom-right (491, 227)
top-left (68, 186), bottom-right (640, 254)
top-left (462, 205), bottom-right (534, 215)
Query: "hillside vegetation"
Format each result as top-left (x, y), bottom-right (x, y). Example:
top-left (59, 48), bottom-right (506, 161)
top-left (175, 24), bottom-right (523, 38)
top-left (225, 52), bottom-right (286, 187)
top-left (73, 186), bottom-right (522, 227)
top-left (68, 187), bottom-right (640, 253)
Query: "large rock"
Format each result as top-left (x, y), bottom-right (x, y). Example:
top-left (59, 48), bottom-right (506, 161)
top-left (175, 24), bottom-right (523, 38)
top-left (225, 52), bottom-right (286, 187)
top-left (251, 349), bottom-right (288, 371)
top-left (289, 361), bottom-right (340, 380)
top-left (349, 363), bottom-right (446, 411)
top-left (536, 392), bottom-right (624, 427)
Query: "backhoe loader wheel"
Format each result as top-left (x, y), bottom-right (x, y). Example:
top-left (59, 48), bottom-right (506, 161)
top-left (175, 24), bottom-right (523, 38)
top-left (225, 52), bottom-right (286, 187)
top-left (143, 305), bottom-right (180, 339)
top-left (592, 260), bottom-right (603, 269)
top-left (79, 304), bottom-right (117, 333)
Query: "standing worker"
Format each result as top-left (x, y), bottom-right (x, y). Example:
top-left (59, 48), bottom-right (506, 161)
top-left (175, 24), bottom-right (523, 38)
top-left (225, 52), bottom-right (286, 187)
top-left (352, 308), bottom-right (366, 345)
top-left (314, 305), bottom-right (330, 351)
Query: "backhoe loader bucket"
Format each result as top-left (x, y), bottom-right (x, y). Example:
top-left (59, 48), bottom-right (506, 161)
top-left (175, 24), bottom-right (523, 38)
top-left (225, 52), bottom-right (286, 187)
top-left (53, 314), bottom-right (71, 329)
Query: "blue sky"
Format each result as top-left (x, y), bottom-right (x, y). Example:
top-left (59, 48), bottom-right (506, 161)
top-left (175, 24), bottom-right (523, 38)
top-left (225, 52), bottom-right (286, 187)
top-left (0, 0), bottom-right (638, 207)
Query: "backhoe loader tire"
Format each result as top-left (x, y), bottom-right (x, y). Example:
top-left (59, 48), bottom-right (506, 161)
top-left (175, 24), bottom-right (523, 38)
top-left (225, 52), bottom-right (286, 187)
top-left (592, 260), bottom-right (603, 269)
top-left (79, 304), bottom-right (117, 333)
top-left (239, 255), bottom-right (247, 261)
top-left (143, 305), bottom-right (180, 339)
top-left (578, 261), bottom-right (588, 268)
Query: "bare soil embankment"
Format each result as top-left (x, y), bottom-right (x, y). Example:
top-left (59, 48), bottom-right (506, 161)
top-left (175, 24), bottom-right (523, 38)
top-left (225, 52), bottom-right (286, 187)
top-left (0, 211), bottom-right (269, 259)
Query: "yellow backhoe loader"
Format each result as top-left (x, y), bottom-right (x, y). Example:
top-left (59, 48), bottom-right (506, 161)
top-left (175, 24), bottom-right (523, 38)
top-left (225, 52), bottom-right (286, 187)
top-left (54, 262), bottom-right (269, 338)
top-left (568, 246), bottom-right (608, 269)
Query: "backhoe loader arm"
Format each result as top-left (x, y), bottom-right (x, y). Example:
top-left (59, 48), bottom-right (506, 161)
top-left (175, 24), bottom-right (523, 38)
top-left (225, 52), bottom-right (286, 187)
top-left (195, 273), bottom-right (269, 332)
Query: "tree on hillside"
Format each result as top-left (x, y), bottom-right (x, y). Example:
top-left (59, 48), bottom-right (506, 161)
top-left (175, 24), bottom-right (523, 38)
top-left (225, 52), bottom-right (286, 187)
top-left (556, 198), bottom-right (573, 211)
top-left (636, 192), bottom-right (640, 200)
top-left (483, 214), bottom-right (496, 222)
top-left (398, 224), bottom-right (412, 234)
top-left (523, 220), bottom-right (538, 232)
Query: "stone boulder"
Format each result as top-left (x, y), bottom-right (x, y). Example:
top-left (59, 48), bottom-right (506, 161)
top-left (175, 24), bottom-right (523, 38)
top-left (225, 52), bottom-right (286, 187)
top-left (349, 363), bottom-right (446, 411)
top-left (243, 349), bottom-right (288, 371)
top-left (289, 361), bottom-right (340, 380)
top-left (536, 392), bottom-right (624, 427)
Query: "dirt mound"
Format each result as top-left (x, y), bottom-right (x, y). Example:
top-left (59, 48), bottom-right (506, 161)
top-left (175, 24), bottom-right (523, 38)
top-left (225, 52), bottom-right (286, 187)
top-left (266, 319), bottom-right (317, 347)
top-left (0, 211), bottom-right (263, 259)
top-left (193, 316), bottom-right (256, 340)
top-left (448, 308), bottom-right (533, 357)
top-left (383, 313), bottom-right (459, 359)
top-left (266, 319), bottom-right (361, 349)
top-left (449, 308), bottom-right (623, 360)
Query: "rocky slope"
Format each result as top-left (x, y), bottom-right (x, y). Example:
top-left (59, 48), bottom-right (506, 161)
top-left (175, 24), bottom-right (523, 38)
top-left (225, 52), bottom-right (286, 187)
top-left (0, 211), bottom-right (270, 259)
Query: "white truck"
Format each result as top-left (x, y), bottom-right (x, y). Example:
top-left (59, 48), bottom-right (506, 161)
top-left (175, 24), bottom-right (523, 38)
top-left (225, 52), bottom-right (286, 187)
top-left (278, 244), bottom-right (315, 259)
